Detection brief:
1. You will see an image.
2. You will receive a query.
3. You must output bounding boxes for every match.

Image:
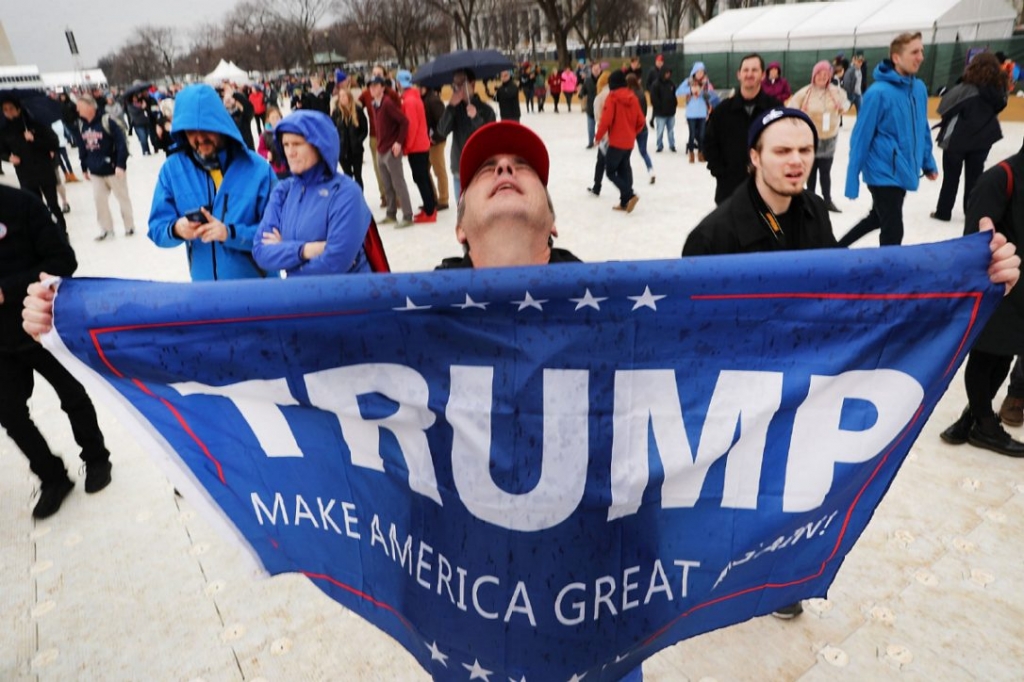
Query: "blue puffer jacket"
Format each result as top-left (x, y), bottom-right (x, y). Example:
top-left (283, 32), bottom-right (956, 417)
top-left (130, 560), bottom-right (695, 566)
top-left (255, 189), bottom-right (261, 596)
top-left (845, 60), bottom-right (936, 199)
top-left (251, 110), bottom-right (371, 276)
top-left (148, 84), bottom-right (276, 280)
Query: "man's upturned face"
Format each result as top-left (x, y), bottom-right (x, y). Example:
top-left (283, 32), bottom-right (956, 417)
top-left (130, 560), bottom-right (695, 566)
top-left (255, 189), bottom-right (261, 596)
top-left (281, 132), bottom-right (320, 175)
top-left (738, 57), bottom-right (764, 92)
top-left (750, 119), bottom-right (815, 201)
top-left (185, 130), bottom-right (224, 160)
top-left (893, 39), bottom-right (925, 77)
top-left (457, 153), bottom-right (554, 254)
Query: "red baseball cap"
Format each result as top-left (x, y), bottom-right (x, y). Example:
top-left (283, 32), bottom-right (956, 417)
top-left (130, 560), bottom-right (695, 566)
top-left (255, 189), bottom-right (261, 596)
top-left (459, 121), bottom-right (550, 188)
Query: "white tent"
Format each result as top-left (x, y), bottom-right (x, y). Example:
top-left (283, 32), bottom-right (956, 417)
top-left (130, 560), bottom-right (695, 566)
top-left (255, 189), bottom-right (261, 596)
top-left (41, 69), bottom-right (108, 89)
top-left (683, 0), bottom-right (1017, 54)
top-left (203, 59), bottom-right (251, 86)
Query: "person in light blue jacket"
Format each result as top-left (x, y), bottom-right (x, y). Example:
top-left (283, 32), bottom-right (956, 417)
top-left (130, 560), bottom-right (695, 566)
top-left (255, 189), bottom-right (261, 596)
top-left (840, 32), bottom-right (938, 246)
top-left (148, 84), bottom-right (276, 280)
top-left (252, 109), bottom-right (371, 277)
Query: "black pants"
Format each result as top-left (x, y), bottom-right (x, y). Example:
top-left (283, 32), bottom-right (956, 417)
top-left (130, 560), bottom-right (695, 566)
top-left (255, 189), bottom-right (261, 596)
top-left (965, 349), bottom-right (1014, 422)
top-left (24, 183), bottom-right (67, 233)
top-left (806, 156), bottom-right (834, 204)
top-left (838, 185), bottom-right (906, 247)
top-left (934, 148), bottom-right (989, 220)
top-left (604, 146), bottom-right (635, 207)
top-left (592, 149), bottom-right (606, 192)
top-left (407, 152), bottom-right (435, 214)
top-left (0, 346), bottom-right (109, 485)
top-left (341, 154), bottom-right (364, 189)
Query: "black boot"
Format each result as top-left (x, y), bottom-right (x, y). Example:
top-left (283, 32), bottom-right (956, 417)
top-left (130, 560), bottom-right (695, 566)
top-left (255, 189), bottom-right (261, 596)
top-left (968, 415), bottom-right (1024, 457)
top-left (33, 475), bottom-right (74, 519)
top-left (940, 406), bottom-right (973, 445)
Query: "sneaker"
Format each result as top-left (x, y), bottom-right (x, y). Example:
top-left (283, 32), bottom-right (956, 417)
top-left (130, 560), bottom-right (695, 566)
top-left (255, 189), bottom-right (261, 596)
top-left (62, 203), bottom-right (71, 214)
top-left (380, 216), bottom-right (398, 225)
top-left (940, 407), bottom-right (973, 445)
top-left (825, 200), bottom-right (841, 213)
top-left (587, 186), bottom-right (600, 197)
top-left (125, 228), bottom-right (135, 236)
top-left (968, 422), bottom-right (1024, 457)
top-left (413, 210), bottom-right (437, 224)
top-left (929, 211), bottom-right (951, 222)
top-left (625, 194), bottom-right (640, 213)
top-left (33, 476), bottom-right (74, 519)
top-left (437, 203), bottom-right (450, 211)
top-left (84, 460), bottom-right (112, 494)
top-left (999, 395), bottom-right (1024, 427)
top-left (772, 602), bottom-right (804, 619)
top-left (94, 231), bottom-right (112, 241)
top-left (396, 219), bottom-right (414, 229)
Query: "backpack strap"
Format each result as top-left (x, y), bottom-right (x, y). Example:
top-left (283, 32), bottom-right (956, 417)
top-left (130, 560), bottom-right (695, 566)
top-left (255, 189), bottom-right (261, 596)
top-left (362, 218), bottom-right (391, 273)
top-left (998, 160), bottom-right (1014, 199)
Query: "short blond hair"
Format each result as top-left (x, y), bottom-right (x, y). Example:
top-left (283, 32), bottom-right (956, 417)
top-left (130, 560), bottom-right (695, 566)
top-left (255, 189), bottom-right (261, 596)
top-left (890, 32), bottom-right (923, 58)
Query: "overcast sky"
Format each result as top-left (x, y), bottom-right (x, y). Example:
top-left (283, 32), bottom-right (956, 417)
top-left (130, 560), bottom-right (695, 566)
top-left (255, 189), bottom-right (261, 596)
top-left (2, 1), bottom-right (244, 72)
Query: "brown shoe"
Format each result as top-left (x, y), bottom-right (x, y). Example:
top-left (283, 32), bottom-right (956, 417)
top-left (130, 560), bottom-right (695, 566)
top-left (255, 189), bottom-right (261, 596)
top-left (999, 395), bottom-right (1024, 427)
top-left (688, 151), bottom-right (695, 163)
top-left (625, 194), bottom-right (640, 213)
top-left (698, 151), bottom-right (706, 162)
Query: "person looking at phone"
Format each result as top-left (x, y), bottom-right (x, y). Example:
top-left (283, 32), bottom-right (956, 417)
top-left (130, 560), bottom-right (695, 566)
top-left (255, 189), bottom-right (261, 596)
top-left (251, 110), bottom-right (373, 276)
top-left (436, 68), bottom-right (496, 203)
top-left (147, 84), bottom-right (277, 281)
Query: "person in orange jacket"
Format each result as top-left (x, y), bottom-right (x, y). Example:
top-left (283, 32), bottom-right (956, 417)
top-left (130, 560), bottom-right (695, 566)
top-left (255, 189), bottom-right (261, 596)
top-left (397, 70), bottom-right (437, 223)
top-left (594, 70), bottom-right (646, 213)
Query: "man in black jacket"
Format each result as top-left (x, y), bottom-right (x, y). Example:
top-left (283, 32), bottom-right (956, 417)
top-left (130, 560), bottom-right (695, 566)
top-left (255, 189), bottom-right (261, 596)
top-left (488, 70), bottom-right (521, 123)
top-left (74, 94), bottom-right (136, 241)
top-left (0, 93), bottom-right (65, 231)
top-left (0, 186), bottom-right (112, 519)
top-left (703, 54), bottom-right (781, 205)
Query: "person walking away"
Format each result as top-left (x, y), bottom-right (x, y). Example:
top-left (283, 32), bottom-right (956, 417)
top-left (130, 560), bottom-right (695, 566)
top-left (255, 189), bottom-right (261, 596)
top-left (0, 185), bottom-right (112, 519)
top-left (333, 88), bottom-right (368, 190)
top-left (762, 62), bottom-right (792, 103)
top-left (840, 32), bottom-right (937, 247)
top-left (595, 70), bottom-right (645, 213)
top-left (252, 109), bottom-right (373, 277)
top-left (627, 73), bottom-right (655, 184)
top-left (650, 67), bottom-right (678, 153)
top-left (396, 70), bottom-right (437, 223)
top-left (369, 75), bottom-right (414, 228)
top-left (249, 85), bottom-right (267, 134)
top-left (422, 85), bottom-right (450, 210)
top-left (73, 94), bottom-right (135, 240)
top-left (548, 69), bottom-right (562, 113)
top-left (489, 70), bottom-right (522, 122)
top-left (126, 93), bottom-right (154, 156)
top-left (787, 61), bottom-right (850, 213)
top-left (704, 54), bottom-right (781, 204)
top-left (561, 65), bottom-right (578, 113)
top-left (587, 71), bottom-right (611, 197)
top-left (534, 67), bottom-right (547, 113)
top-left (842, 56), bottom-right (862, 114)
top-left (582, 62), bottom-right (602, 148)
top-left (931, 52), bottom-right (1007, 222)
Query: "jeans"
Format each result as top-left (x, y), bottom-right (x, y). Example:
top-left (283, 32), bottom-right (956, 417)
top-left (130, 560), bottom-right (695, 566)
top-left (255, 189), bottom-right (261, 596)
top-left (587, 115), bottom-right (596, 146)
top-left (605, 146), bottom-right (635, 207)
top-left (934, 147), bottom-right (989, 220)
top-left (838, 185), bottom-right (906, 246)
top-left (686, 117), bottom-right (706, 153)
top-left (806, 156), bottom-right (835, 204)
top-left (135, 124), bottom-right (151, 155)
top-left (654, 116), bottom-right (676, 151)
top-left (635, 127), bottom-right (653, 172)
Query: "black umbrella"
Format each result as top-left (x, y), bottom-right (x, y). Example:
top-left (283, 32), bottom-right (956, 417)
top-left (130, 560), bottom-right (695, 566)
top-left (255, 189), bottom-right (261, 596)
top-left (411, 49), bottom-right (513, 89)
top-left (124, 81), bottom-right (153, 99)
top-left (0, 88), bottom-right (63, 130)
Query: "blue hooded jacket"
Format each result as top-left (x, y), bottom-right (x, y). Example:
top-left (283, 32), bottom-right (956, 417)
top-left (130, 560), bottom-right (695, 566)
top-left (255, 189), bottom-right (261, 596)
top-left (251, 110), bottom-right (371, 276)
top-left (681, 61), bottom-right (713, 119)
top-left (147, 84), bottom-right (276, 280)
top-left (845, 59), bottom-right (936, 199)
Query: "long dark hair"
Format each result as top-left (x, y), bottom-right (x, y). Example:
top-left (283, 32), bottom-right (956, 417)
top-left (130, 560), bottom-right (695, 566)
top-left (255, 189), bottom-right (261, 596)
top-left (963, 52), bottom-right (1008, 90)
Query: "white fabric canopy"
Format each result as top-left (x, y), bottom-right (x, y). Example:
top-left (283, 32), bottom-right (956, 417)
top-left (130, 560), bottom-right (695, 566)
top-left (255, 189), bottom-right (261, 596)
top-left (203, 59), bottom-right (251, 86)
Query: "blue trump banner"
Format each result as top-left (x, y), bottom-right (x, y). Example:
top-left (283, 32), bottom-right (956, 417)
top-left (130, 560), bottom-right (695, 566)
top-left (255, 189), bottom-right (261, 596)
top-left (44, 235), bottom-right (1000, 681)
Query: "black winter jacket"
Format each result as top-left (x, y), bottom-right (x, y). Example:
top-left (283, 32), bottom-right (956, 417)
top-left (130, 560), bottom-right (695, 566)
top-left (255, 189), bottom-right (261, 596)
top-left (0, 186), bottom-right (77, 353)
top-left (0, 113), bottom-right (60, 189)
top-left (649, 77), bottom-right (678, 117)
top-left (703, 90), bottom-right (781, 204)
top-left (937, 83), bottom-right (1006, 155)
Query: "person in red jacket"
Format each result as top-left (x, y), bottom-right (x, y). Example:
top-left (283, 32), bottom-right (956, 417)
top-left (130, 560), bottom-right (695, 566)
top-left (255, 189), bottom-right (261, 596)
top-left (397, 70), bottom-right (437, 223)
top-left (595, 70), bottom-right (646, 213)
top-left (547, 69), bottom-right (562, 113)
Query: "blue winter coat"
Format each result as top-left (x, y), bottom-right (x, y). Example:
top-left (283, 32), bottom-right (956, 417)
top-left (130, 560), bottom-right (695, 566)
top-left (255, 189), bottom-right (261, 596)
top-left (147, 84), bottom-right (276, 281)
top-left (845, 60), bottom-right (937, 200)
top-left (251, 110), bottom-right (371, 276)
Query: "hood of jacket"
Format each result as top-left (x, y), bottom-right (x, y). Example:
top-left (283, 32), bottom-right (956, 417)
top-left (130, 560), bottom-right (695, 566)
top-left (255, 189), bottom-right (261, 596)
top-left (937, 82), bottom-right (980, 116)
top-left (274, 109), bottom-right (340, 180)
top-left (689, 62), bottom-right (706, 78)
top-left (766, 61), bottom-right (782, 77)
top-left (170, 84), bottom-right (245, 149)
top-left (872, 59), bottom-right (915, 89)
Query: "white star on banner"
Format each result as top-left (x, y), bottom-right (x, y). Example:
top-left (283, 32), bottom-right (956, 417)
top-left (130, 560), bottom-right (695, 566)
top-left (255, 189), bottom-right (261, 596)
top-left (453, 294), bottom-right (489, 310)
top-left (511, 291), bottom-right (548, 311)
top-left (393, 296), bottom-right (432, 311)
top-left (463, 658), bottom-right (493, 680)
top-left (508, 677), bottom-right (528, 682)
top-left (614, 654), bottom-right (629, 663)
top-left (628, 285), bottom-right (666, 311)
top-left (566, 673), bottom-right (587, 682)
top-left (569, 288), bottom-right (608, 311)
top-left (426, 641), bottom-right (448, 666)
